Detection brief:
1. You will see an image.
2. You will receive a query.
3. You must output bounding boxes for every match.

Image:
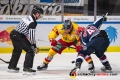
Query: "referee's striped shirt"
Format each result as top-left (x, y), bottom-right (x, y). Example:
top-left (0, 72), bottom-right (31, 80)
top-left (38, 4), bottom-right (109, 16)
top-left (14, 15), bottom-right (37, 47)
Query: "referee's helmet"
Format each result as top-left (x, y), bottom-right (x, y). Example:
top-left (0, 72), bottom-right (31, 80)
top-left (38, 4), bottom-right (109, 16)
top-left (32, 5), bottom-right (43, 15)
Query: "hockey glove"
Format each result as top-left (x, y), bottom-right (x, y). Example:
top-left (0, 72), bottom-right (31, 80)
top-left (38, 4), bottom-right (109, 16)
top-left (76, 27), bottom-right (85, 35)
top-left (76, 45), bottom-right (82, 52)
top-left (50, 39), bottom-right (57, 46)
top-left (103, 16), bottom-right (107, 22)
top-left (102, 13), bottom-right (108, 22)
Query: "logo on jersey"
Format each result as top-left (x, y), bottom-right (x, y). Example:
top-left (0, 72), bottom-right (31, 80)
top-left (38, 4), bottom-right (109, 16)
top-left (105, 26), bottom-right (118, 43)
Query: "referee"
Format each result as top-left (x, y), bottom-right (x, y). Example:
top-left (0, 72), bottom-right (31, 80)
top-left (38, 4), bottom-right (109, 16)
top-left (8, 6), bottom-right (43, 73)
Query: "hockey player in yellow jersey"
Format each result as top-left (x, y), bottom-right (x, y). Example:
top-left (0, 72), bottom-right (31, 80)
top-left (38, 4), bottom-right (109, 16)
top-left (37, 20), bottom-right (94, 70)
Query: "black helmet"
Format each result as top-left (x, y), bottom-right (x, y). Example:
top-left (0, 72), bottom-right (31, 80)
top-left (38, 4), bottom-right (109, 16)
top-left (63, 20), bottom-right (72, 30)
top-left (32, 5), bottom-right (43, 15)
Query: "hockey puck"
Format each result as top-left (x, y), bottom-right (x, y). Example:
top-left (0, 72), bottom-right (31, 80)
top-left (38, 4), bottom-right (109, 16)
top-left (71, 61), bottom-right (75, 64)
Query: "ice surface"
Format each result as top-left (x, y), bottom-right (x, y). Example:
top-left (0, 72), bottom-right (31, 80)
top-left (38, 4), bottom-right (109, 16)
top-left (0, 52), bottom-right (120, 80)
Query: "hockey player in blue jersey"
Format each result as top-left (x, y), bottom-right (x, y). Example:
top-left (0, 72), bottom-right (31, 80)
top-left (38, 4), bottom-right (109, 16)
top-left (70, 14), bottom-right (112, 73)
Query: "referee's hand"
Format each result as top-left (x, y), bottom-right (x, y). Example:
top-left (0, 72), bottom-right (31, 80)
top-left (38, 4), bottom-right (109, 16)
top-left (34, 48), bottom-right (39, 54)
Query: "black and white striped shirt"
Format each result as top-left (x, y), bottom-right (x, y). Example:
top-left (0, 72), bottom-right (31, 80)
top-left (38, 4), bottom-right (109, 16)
top-left (14, 15), bottom-right (37, 47)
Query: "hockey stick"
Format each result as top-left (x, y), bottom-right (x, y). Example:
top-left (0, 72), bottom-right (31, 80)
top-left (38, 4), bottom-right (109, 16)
top-left (0, 58), bottom-right (10, 64)
top-left (38, 39), bottom-right (49, 43)
top-left (38, 39), bottom-right (76, 49)
top-left (105, 12), bottom-right (108, 17)
top-left (103, 12), bottom-right (108, 17)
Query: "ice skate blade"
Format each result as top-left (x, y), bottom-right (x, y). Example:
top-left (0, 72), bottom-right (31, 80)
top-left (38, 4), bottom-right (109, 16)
top-left (101, 70), bottom-right (113, 73)
top-left (101, 68), bottom-right (112, 73)
top-left (37, 68), bottom-right (47, 71)
top-left (89, 69), bottom-right (95, 73)
top-left (23, 72), bottom-right (36, 75)
top-left (7, 69), bottom-right (19, 73)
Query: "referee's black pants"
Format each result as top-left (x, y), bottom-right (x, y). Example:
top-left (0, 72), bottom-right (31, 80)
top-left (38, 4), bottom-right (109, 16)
top-left (8, 30), bottom-right (35, 69)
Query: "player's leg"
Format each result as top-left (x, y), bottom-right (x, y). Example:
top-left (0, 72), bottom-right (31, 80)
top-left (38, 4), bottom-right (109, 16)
top-left (72, 42), bottom-right (95, 72)
top-left (71, 39), bottom-right (100, 73)
top-left (74, 51), bottom-right (95, 72)
top-left (83, 37), bottom-right (107, 72)
top-left (95, 38), bottom-right (112, 72)
top-left (71, 50), bottom-right (95, 73)
top-left (8, 30), bottom-right (22, 72)
top-left (37, 39), bottom-right (67, 70)
top-left (72, 37), bottom-right (108, 73)
top-left (37, 49), bottom-right (57, 70)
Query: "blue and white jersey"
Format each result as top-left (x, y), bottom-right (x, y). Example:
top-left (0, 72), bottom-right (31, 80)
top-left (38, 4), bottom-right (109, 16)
top-left (80, 16), bottom-right (106, 45)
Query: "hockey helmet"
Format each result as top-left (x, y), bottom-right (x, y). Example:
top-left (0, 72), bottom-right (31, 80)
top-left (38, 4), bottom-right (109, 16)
top-left (63, 20), bottom-right (72, 30)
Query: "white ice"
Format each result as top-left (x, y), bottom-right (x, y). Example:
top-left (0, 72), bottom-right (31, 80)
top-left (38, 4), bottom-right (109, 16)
top-left (0, 52), bottom-right (120, 80)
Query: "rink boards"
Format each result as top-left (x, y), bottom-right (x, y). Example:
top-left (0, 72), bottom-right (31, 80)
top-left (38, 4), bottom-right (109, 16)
top-left (0, 16), bottom-right (120, 53)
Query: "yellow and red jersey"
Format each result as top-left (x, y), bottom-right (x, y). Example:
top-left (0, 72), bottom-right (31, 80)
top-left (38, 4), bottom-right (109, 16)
top-left (48, 22), bottom-right (81, 45)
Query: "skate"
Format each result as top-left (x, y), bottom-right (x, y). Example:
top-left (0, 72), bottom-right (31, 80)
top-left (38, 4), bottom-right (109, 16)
top-left (70, 62), bottom-right (82, 75)
top-left (37, 62), bottom-right (48, 71)
top-left (101, 62), bottom-right (112, 73)
top-left (88, 61), bottom-right (95, 73)
top-left (7, 67), bottom-right (20, 73)
top-left (23, 68), bottom-right (36, 75)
